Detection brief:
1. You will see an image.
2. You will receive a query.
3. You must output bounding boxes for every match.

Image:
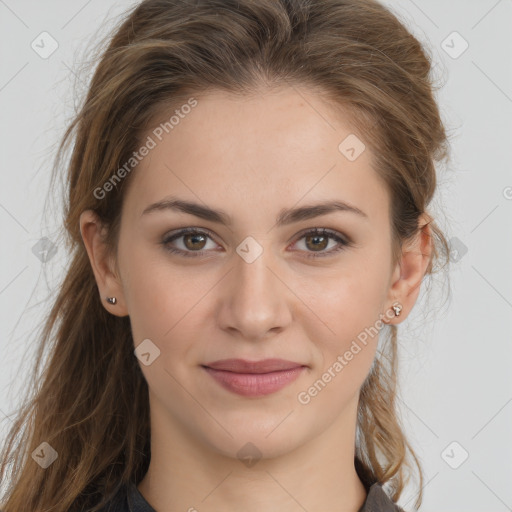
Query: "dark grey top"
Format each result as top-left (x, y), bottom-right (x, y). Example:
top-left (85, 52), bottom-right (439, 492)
top-left (98, 479), bottom-right (405, 512)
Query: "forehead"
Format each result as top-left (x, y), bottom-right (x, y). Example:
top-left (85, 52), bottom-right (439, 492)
top-left (122, 87), bottom-right (389, 226)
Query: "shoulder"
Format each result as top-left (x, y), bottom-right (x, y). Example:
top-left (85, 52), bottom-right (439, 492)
top-left (359, 482), bottom-right (406, 512)
top-left (94, 483), bottom-right (130, 512)
top-left (96, 481), bottom-right (157, 512)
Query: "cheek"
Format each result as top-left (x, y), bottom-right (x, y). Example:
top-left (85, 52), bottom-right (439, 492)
top-left (294, 274), bottom-right (385, 412)
top-left (120, 245), bottom-right (221, 361)
top-left (118, 242), bottom-right (183, 341)
top-left (292, 259), bottom-right (389, 378)
top-left (298, 262), bottom-right (389, 334)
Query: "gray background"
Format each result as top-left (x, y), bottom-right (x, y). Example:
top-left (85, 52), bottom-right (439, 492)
top-left (1, 0), bottom-right (511, 510)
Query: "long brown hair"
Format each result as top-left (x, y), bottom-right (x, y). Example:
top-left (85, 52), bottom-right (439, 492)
top-left (0, 0), bottom-right (451, 510)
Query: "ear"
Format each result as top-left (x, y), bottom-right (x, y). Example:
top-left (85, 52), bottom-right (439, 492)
top-left (79, 209), bottom-right (129, 317)
top-left (383, 213), bottom-right (433, 324)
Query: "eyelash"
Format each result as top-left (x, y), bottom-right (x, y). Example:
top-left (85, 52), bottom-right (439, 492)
top-left (161, 227), bottom-right (352, 259)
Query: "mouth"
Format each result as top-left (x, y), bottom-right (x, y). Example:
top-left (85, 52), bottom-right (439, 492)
top-left (201, 358), bottom-right (307, 397)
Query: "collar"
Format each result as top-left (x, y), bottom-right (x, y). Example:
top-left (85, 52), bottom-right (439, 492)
top-left (357, 482), bottom-right (405, 512)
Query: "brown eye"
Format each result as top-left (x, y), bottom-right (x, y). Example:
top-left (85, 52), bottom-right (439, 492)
top-left (162, 228), bottom-right (218, 257)
top-left (304, 233), bottom-right (329, 252)
top-left (292, 228), bottom-right (351, 258)
top-left (183, 232), bottom-right (207, 250)
top-left (162, 227), bottom-right (351, 259)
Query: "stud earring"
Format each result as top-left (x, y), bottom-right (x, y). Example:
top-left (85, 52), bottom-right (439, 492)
top-left (106, 296), bottom-right (117, 305)
top-left (392, 303), bottom-right (402, 316)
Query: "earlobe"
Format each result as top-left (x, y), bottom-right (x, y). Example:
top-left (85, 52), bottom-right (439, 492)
top-left (79, 210), bottom-right (129, 317)
top-left (384, 214), bottom-right (433, 324)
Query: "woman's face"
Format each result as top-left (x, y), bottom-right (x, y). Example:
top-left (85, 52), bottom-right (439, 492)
top-left (88, 86), bottom-right (411, 459)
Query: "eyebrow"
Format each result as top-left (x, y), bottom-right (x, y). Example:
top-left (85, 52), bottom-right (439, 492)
top-left (141, 196), bottom-right (368, 226)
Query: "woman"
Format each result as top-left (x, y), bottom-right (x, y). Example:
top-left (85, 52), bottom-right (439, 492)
top-left (0, 0), bottom-right (451, 510)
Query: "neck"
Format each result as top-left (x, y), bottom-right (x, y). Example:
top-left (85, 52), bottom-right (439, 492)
top-left (137, 394), bottom-right (368, 512)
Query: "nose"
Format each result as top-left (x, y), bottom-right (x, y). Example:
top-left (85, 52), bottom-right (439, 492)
top-left (216, 246), bottom-right (293, 342)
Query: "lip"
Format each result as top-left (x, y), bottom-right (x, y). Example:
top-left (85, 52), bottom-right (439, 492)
top-left (204, 358), bottom-right (305, 373)
top-left (202, 358), bottom-right (307, 397)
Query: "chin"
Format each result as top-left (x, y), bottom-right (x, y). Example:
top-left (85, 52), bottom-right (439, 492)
top-left (197, 416), bottom-right (312, 462)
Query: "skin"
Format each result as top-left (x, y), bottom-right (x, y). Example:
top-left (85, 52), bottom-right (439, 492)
top-left (80, 85), bottom-right (432, 512)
